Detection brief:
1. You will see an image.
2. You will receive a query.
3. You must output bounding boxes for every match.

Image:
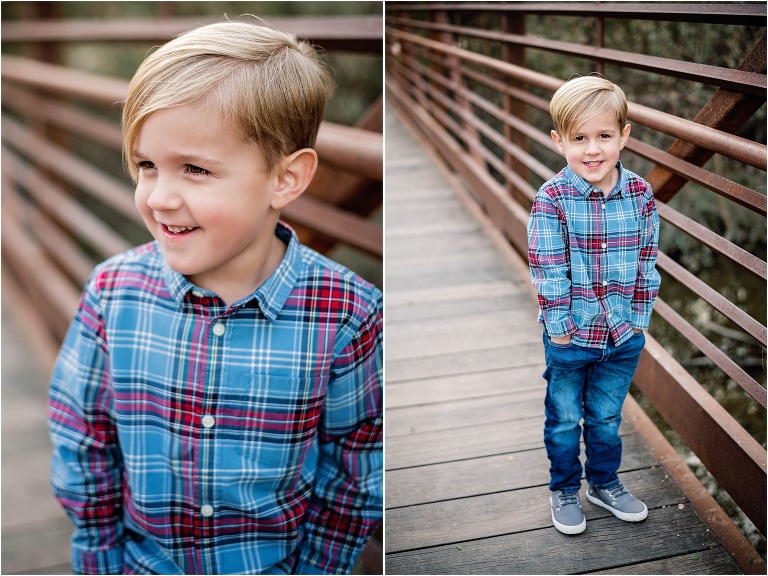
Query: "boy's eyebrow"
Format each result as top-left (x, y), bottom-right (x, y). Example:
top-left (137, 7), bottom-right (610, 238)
top-left (131, 149), bottom-right (225, 167)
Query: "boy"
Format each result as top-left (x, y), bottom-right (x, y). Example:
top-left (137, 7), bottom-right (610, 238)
top-left (527, 75), bottom-right (661, 535)
top-left (48, 21), bottom-right (382, 574)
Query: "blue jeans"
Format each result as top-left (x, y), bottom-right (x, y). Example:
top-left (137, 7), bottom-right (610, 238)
top-left (542, 328), bottom-right (645, 493)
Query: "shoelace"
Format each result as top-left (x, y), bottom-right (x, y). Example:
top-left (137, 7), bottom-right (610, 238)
top-left (606, 484), bottom-right (628, 500)
top-left (558, 492), bottom-right (580, 507)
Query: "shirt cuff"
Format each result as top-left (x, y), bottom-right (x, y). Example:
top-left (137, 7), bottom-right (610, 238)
top-left (631, 312), bottom-right (651, 331)
top-left (71, 543), bottom-right (123, 575)
top-left (544, 315), bottom-right (577, 338)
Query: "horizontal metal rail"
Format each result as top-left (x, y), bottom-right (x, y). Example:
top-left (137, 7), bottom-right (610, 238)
top-left (1, 55), bottom-right (383, 183)
top-left (387, 27), bottom-right (768, 171)
top-left (388, 17), bottom-right (767, 96)
top-left (0, 15), bottom-right (383, 53)
top-left (387, 2), bottom-right (767, 25)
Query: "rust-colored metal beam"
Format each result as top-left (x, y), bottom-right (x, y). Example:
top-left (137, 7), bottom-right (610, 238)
top-left (387, 2), bottom-right (767, 26)
top-left (2, 56), bottom-right (383, 181)
top-left (633, 334), bottom-right (766, 535)
top-left (0, 15), bottom-right (383, 53)
top-left (315, 122), bottom-right (382, 182)
top-left (386, 27), bottom-right (767, 170)
top-left (646, 33), bottom-right (767, 202)
top-left (655, 201), bottom-right (766, 280)
top-left (652, 298), bottom-right (766, 408)
top-left (656, 252), bottom-right (766, 344)
top-left (623, 395), bottom-right (766, 574)
top-left (388, 16), bottom-right (766, 96)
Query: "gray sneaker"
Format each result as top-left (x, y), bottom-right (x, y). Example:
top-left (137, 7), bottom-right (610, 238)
top-left (587, 483), bottom-right (648, 522)
top-left (550, 490), bottom-right (586, 534)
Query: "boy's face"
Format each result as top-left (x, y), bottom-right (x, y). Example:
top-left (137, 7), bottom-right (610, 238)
top-left (551, 108), bottom-right (631, 192)
top-left (133, 102), bottom-right (283, 296)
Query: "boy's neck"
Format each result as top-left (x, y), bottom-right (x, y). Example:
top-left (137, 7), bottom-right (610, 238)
top-left (602, 166), bottom-right (619, 197)
top-left (189, 232), bottom-right (287, 307)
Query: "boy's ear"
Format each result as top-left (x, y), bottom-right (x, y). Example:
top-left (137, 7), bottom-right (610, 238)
top-left (270, 148), bottom-right (318, 211)
top-left (619, 123), bottom-right (631, 149)
top-left (550, 130), bottom-right (565, 155)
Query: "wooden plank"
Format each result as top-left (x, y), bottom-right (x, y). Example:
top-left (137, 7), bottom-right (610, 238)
top-left (386, 388), bottom-right (544, 436)
top-left (386, 280), bottom-right (524, 307)
top-left (386, 341), bottom-right (544, 383)
top-left (385, 434), bottom-right (659, 508)
top-left (386, 417), bottom-right (545, 470)
top-left (386, 309), bottom-right (542, 359)
top-left (386, 364), bottom-right (544, 409)
top-left (589, 547), bottom-right (740, 575)
top-left (1, 517), bottom-right (74, 576)
top-left (1, 297), bottom-right (72, 575)
top-left (386, 504), bottom-right (734, 574)
top-left (385, 466), bottom-right (684, 553)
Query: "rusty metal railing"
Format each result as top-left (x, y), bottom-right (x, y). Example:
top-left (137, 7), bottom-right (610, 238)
top-left (386, 2), bottom-right (765, 571)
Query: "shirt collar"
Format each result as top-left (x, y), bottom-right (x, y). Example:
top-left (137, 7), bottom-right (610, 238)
top-left (564, 161), bottom-right (626, 199)
top-left (160, 221), bottom-right (301, 322)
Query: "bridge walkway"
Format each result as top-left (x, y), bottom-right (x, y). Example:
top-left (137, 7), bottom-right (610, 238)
top-left (384, 103), bottom-right (741, 575)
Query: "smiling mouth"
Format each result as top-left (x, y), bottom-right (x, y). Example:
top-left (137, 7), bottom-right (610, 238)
top-left (163, 224), bottom-right (199, 235)
top-left (583, 161), bottom-right (603, 167)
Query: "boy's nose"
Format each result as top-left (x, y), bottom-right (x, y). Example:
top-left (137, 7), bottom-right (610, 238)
top-left (585, 139), bottom-right (600, 154)
top-left (146, 178), bottom-right (183, 212)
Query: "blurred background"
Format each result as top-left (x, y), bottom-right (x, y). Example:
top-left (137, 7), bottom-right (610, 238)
top-left (1, 2), bottom-right (382, 574)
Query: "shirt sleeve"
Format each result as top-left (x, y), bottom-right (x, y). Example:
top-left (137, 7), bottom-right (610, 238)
top-left (527, 188), bottom-right (577, 337)
top-left (631, 192), bottom-right (662, 329)
top-left (48, 275), bottom-right (125, 575)
top-left (294, 289), bottom-right (383, 574)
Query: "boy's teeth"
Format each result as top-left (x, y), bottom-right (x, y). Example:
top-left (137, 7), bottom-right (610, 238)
top-left (167, 225), bottom-right (196, 233)
top-left (585, 161), bottom-right (602, 166)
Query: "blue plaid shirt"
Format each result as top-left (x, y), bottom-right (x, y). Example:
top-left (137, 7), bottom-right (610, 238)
top-left (528, 162), bottom-right (661, 349)
top-left (49, 222), bottom-right (383, 575)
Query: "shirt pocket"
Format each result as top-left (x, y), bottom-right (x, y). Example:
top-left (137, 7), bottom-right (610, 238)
top-left (221, 374), bottom-right (324, 473)
top-left (607, 217), bottom-right (643, 267)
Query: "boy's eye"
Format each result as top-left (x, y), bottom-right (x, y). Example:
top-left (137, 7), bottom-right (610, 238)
top-left (186, 164), bottom-right (210, 176)
top-left (137, 160), bottom-right (155, 170)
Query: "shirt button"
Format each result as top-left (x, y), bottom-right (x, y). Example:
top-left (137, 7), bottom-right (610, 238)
top-left (603, 280), bottom-right (608, 286)
top-left (191, 290), bottom-right (204, 298)
top-left (212, 322), bottom-right (226, 336)
top-left (601, 242), bottom-right (607, 249)
top-left (201, 414), bottom-right (215, 428)
top-left (200, 504), bottom-right (214, 517)
top-left (602, 204), bottom-right (606, 210)
top-left (607, 313), bottom-right (613, 319)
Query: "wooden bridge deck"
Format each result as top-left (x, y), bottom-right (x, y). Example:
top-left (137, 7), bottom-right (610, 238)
top-left (383, 103), bottom-right (742, 575)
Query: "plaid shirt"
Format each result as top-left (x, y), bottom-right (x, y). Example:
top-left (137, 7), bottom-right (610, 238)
top-left (528, 162), bottom-right (661, 349)
top-left (49, 222), bottom-right (383, 575)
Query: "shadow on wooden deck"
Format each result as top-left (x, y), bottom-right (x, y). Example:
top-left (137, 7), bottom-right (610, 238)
top-left (383, 102), bottom-right (741, 575)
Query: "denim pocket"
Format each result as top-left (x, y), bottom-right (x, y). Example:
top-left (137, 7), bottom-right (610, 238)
top-left (547, 338), bottom-right (573, 349)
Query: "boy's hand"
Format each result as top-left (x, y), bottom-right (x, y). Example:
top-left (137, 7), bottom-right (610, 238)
top-left (550, 334), bottom-right (572, 345)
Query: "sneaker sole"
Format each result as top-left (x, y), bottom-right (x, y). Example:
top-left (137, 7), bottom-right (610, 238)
top-left (587, 492), bottom-right (648, 522)
top-left (551, 509), bottom-right (586, 535)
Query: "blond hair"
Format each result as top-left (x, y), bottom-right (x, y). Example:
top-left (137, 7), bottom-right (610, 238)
top-left (122, 20), bottom-right (333, 180)
top-left (549, 75), bottom-right (627, 140)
